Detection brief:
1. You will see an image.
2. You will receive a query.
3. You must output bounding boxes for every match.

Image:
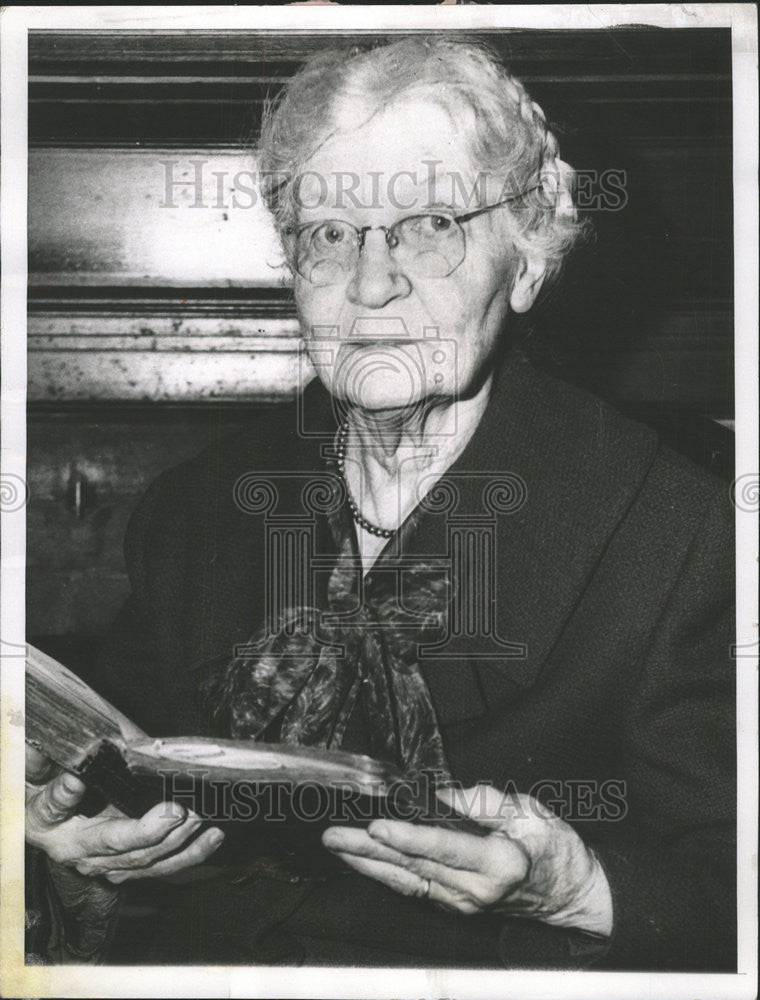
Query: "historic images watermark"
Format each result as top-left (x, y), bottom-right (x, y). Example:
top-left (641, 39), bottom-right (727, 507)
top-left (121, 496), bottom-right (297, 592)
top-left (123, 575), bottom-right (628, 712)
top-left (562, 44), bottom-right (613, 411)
top-left (230, 466), bottom-right (529, 659)
top-left (226, 311), bottom-right (532, 659)
top-left (730, 472), bottom-right (759, 512)
top-left (158, 159), bottom-right (629, 213)
top-left (0, 474), bottom-right (29, 512)
top-left (157, 769), bottom-right (629, 825)
top-left (294, 322), bottom-right (467, 441)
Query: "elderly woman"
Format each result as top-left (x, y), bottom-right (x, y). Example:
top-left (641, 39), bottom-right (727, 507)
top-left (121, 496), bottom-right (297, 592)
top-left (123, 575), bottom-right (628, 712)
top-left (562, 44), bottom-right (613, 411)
top-left (26, 38), bottom-right (734, 970)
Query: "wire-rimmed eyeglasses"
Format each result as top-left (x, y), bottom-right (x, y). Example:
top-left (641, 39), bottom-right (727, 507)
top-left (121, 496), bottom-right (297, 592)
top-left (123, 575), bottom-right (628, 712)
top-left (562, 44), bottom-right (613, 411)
top-left (284, 185), bottom-right (540, 287)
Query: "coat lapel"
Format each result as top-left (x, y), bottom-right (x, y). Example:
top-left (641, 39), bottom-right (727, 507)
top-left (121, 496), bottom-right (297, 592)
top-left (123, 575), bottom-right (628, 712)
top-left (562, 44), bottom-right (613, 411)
top-left (411, 354), bottom-right (659, 724)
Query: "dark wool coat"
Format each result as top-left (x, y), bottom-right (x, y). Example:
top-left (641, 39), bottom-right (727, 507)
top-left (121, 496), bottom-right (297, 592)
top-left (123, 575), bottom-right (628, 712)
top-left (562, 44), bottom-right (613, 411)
top-left (92, 353), bottom-right (736, 971)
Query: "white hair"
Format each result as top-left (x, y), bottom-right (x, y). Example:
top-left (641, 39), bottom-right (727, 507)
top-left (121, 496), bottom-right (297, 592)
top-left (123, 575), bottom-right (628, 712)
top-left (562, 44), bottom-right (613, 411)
top-left (257, 37), bottom-right (589, 285)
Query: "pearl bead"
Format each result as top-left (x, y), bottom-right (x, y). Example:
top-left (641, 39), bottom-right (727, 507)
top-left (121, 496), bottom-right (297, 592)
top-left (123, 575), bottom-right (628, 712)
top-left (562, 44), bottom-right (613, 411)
top-left (335, 419), bottom-right (395, 539)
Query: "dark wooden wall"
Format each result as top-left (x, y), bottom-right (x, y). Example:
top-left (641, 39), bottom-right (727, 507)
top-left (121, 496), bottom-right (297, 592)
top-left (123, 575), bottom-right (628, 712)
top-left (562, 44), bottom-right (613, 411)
top-left (27, 28), bottom-right (735, 657)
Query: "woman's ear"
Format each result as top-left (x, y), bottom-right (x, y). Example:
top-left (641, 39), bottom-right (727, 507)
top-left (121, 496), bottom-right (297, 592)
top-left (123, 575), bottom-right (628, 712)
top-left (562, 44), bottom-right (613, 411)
top-left (509, 254), bottom-right (547, 313)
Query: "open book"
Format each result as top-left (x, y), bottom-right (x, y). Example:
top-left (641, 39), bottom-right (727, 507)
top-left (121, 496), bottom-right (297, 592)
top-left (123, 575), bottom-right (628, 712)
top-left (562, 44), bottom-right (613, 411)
top-left (26, 644), bottom-right (402, 813)
top-left (25, 644), bottom-right (484, 856)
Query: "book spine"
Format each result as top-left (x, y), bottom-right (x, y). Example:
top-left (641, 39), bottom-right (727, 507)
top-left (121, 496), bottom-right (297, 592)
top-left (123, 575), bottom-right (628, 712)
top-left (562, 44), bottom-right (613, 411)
top-left (76, 739), bottom-right (164, 818)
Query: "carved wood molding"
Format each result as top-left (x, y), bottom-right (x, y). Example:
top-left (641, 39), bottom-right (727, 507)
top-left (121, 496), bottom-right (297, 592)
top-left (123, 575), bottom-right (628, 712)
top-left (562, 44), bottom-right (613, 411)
top-left (28, 292), bottom-right (304, 402)
top-left (29, 28), bottom-right (732, 145)
top-left (27, 296), bottom-right (732, 407)
top-left (26, 27), bottom-right (734, 411)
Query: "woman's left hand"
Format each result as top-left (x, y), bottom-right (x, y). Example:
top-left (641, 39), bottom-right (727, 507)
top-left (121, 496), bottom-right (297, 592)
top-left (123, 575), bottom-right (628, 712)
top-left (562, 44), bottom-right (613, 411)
top-left (322, 785), bottom-right (613, 937)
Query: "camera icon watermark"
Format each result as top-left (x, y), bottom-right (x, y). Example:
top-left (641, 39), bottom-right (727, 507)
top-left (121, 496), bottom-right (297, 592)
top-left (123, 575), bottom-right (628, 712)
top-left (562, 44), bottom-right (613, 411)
top-left (730, 473), bottom-right (759, 512)
top-left (297, 321), bottom-right (461, 442)
top-left (0, 474), bottom-right (29, 512)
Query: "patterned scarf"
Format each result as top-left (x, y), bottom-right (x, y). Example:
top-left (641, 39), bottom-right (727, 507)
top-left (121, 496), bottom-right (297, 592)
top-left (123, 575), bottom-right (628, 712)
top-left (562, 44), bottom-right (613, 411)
top-left (206, 469), bottom-right (451, 780)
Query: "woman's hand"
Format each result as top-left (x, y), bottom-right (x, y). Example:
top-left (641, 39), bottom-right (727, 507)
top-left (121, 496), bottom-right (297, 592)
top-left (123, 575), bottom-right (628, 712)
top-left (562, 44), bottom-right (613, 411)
top-left (25, 746), bottom-right (225, 883)
top-left (322, 784), bottom-right (613, 937)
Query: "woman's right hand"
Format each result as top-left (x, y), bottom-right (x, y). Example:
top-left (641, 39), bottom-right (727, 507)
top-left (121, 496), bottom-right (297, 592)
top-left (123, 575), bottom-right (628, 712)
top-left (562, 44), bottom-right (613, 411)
top-left (25, 745), bottom-right (225, 883)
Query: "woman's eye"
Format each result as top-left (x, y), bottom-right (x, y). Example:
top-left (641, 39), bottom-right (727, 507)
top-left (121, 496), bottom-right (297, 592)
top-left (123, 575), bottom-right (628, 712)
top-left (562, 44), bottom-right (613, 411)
top-left (316, 223), bottom-right (347, 246)
top-left (430, 215), bottom-right (453, 232)
top-left (410, 214), bottom-right (454, 235)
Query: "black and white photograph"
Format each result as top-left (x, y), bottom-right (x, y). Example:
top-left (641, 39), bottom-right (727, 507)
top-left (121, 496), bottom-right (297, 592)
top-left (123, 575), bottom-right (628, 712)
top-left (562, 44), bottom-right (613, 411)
top-left (1, 4), bottom-right (757, 997)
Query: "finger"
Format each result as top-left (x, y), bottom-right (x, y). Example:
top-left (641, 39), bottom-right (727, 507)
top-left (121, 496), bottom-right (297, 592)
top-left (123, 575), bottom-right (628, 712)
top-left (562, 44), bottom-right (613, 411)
top-left (103, 827), bottom-right (225, 883)
top-left (77, 801), bottom-right (189, 857)
top-left (332, 851), bottom-right (432, 900)
top-left (32, 771), bottom-right (87, 827)
top-left (324, 825), bottom-right (448, 873)
top-left (437, 785), bottom-right (555, 832)
top-left (425, 879), bottom-right (485, 916)
top-left (325, 825), bottom-right (520, 904)
top-left (436, 784), bottom-right (517, 825)
top-left (367, 819), bottom-right (488, 872)
top-left (25, 745), bottom-right (57, 784)
top-left (322, 825), bottom-right (399, 859)
top-left (333, 852), bottom-right (487, 916)
top-left (77, 812), bottom-right (204, 874)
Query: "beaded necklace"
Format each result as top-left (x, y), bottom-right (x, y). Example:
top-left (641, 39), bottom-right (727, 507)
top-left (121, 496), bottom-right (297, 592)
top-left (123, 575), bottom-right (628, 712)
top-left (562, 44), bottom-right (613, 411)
top-left (335, 418), bottom-right (396, 539)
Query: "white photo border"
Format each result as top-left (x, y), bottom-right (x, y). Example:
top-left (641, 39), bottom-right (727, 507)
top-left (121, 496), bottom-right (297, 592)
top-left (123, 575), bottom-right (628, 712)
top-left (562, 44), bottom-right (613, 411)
top-left (1, 4), bottom-right (757, 998)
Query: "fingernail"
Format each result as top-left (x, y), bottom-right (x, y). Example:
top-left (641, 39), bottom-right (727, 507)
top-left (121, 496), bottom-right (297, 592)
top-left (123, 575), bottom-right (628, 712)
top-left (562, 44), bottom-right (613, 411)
top-left (61, 772), bottom-right (82, 794)
top-left (209, 830), bottom-right (225, 846)
top-left (164, 804), bottom-right (186, 826)
top-left (370, 822), bottom-right (389, 840)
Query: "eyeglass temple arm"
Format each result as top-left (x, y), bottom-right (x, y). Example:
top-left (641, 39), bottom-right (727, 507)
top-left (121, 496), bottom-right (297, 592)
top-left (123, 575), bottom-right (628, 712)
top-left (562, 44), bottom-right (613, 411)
top-left (286, 182), bottom-right (542, 237)
top-left (454, 183), bottom-right (542, 225)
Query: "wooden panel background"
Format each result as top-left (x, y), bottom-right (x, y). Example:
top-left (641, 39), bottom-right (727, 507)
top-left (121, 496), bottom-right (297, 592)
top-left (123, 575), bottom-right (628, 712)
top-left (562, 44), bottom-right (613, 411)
top-left (26, 27), bottom-right (735, 647)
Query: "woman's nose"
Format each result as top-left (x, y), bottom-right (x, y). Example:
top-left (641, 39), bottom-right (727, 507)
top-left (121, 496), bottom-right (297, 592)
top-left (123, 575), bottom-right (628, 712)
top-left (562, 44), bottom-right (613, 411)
top-left (345, 230), bottom-right (412, 308)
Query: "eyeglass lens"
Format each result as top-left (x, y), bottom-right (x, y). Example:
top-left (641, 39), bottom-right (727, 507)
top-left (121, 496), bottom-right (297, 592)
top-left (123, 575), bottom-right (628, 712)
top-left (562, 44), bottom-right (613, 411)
top-left (292, 215), bottom-right (466, 286)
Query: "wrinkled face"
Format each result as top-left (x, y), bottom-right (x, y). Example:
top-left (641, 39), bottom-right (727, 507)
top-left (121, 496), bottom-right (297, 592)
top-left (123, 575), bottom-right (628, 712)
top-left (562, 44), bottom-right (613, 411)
top-left (291, 97), bottom-right (545, 412)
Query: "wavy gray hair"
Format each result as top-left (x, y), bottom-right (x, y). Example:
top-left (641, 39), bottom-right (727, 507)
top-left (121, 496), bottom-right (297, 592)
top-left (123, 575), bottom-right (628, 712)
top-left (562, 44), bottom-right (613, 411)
top-left (257, 37), bottom-right (588, 286)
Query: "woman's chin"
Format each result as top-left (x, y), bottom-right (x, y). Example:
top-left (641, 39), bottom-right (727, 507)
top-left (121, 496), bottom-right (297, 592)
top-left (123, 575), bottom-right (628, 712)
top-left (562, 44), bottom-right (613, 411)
top-left (338, 382), bottom-right (446, 413)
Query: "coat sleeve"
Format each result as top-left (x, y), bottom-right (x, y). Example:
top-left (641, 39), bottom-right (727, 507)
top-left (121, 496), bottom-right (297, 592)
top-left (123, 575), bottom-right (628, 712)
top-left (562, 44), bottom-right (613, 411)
top-left (587, 484), bottom-right (736, 971)
top-left (92, 469), bottom-right (174, 734)
top-left (25, 473), bottom-right (177, 965)
top-left (495, 485), bottom-right (736, 972)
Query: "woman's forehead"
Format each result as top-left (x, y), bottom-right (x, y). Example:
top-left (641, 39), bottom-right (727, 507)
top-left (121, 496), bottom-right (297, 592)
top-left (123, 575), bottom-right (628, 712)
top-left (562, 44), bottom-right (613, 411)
top-left (296, 97), bottom-right (495, 216)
